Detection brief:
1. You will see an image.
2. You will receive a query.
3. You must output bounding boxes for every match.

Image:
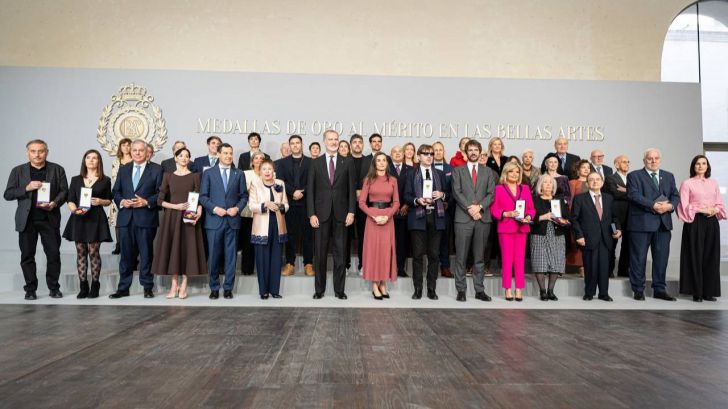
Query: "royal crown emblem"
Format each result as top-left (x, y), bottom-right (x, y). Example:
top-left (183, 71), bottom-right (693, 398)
top-left (96, 83), bottom-right (167, 156)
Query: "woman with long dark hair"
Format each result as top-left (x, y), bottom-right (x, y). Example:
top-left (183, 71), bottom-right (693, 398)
top-left (677, 155), bottom-right (726, 302)
top-left (63, 150), bottom-right (113, 298)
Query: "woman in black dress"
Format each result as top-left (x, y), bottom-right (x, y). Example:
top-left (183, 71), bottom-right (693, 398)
top-left (63, 149), bottom-right (112, 298)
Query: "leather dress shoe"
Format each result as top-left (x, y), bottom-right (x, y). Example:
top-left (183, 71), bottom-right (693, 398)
top-left (109, 290), bottom-right (130, 299)
top-left (397, 271), bottom-right (409, 277)
top-left (223, 290), bottom-right (233, 299)
top-left (654, 292), bottom-right (676, 301)
top-left (633, 292), bottom-right (645, 301)
top-left (583, 295), bottom-right (594, 301)
top-left (335, 292), bottom-right (347, 300)
top-left (598, 295), bottom-right (614, 302)
top-left (693, 295), bottom-right (703, 302)
top-left (441, 267), bottom-right (453, 278)
top-left (143, 289), bottom-right (154, 298)
top-left (704, 296), bottom-right (717, 302)
top-left (412, 289), bottom-right (422, 299)
top-left (24, 291), bottom-right (37, 300)
top-left (475, 292), bottom-right (492, 302)
top-left (313, 292), bottom-right (324, 299)
top-left (427, 290), bottom-right (438, 300)
top-left (271, 294), bottom-right (282, 299)
top-left (261, 294), bottom-right (269, 300)
top-left (49, 289), bottom-right (63, 298)
top-left (456, 291), bottom-right (466, 302)
top-left (209, 290), bottom-right (219, 299)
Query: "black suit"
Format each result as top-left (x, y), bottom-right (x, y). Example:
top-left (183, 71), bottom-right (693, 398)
top-left (571, 191), bottom-right (620, 297)
top-left (605, 172), bottom-right (630, 277)
top-left (275, 155), bottom-right (314, 266)
top-left (160, 157), bottom-right (176, 173)
top-left (307, 154), bottom-right (357, 295)
top-left (389, 162), bottom-right (413, 275)
top-left (4, 162), bottom-right (68, 292)
top-left (237, 150), bottom-right (270, 171)
top-left (540, 152), bottom-right (581, 179)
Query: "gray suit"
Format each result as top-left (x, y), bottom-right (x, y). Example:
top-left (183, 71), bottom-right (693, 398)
top-left (451, 164), bottom-right (496, 293)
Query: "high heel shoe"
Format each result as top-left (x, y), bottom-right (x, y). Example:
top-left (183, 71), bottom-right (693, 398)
top-left (372, 291), bottom-right (383, 300)
top-left (379, 285), bottom-right (390, 299)
top-left (515, 290), bottom-right (523, 302)
top-left (166, 283), bottom-right (179, 299)
top-left (178, 276), bottom-right (188, 299)
top-left (505, 290), bottom-right (513, 301)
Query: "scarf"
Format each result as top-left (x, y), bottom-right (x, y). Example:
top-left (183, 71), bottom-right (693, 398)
top-left (413, 166), bottom-right (445, 219)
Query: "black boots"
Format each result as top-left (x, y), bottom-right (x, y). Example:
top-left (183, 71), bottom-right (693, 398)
top-left (89, 281), bottom-right (100, 298)
top-left (539, 289), bottom-right (548, 301)
top-left (77, 280), bottom-right (89, 299)
top-left (547, 290), bottom-right (558, 301)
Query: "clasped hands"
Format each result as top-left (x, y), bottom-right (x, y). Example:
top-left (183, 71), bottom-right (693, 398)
top-left (121, 195), bottom-right (149, 209)
top-left (699, 206), bottom-right (719, 218)
top-left (372, 215), bottom-right (389, 225)
top-left (416, 191), bottom-right (444, 206)
top-left (467, 204), bottom-right (482, 221)
top-left (213, 206), bottom-right (239, 217)
top-left (653, 201), bottom-right (673, 214)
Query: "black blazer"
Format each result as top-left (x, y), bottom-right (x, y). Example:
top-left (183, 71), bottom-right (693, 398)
top-left (160, 157), bottom-right (176, 174)
top-left (604, 173), bottom-right (628, 225)
top-left (388, 162), bottom-right (412, 219)
top-left (531, 195), bottom-right (570, 236)
top-left (4, 161), bottom-right (68, 232)
top-left (540, 152), bottom-right (581, 179)
top-left (275, 155), bottom-right (312, 207)
top-left (571, 191), bottom-right (620, 250)
top-left (486, 155), bottom-right (507, 176)
top-left (237, 151), bottom-right (270, 171)
top-left (307, 155), bottom-right (357, 223)
top-left (358, 153), bottom-right (392, 189)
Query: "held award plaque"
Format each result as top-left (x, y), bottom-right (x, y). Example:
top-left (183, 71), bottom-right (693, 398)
top-left (183, 192), bottom-right (199, 224)
top-left (37, 182), bottom-right (51, 205)
top-left (79, 187), bottom-right (92, 210)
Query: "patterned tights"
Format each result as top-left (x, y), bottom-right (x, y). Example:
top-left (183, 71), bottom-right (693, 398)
top-left (76, 242), bottom-right (101, 281)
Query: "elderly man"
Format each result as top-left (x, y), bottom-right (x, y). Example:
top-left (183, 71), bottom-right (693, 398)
top-left (4, 139), bottom-right (68, 300)
top-left (540, 137), bottom-right (581, 179)
top-left (279, 142), bottom-right (291, 159)
top-left (389, 145), bottom-right (413, 277)
top-left (161, 140), bottom-right (186, 173)
top-left (605, 155), bottom-right (630, 277)
top-left (627, 148), bottom-right (679, 301)
top-left (589, 149), bottom-right (613, 188)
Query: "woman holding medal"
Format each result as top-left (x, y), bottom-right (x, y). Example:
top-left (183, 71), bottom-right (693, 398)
top-left (63, 149), bottom-right (113, 299)
top-left (250, 159), bottom-right (289, 299)
top-left (491, 162), bottom-right (535, 301)
top-left (152, 147), bottom-right (207, 299)
top-left (529, 174), bottom-right (569, 301)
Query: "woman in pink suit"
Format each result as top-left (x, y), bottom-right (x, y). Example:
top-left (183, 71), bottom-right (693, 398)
top-left (359, 152), bottom-right (400, 300)
top-left (491, 162), bottom-right (536, 301)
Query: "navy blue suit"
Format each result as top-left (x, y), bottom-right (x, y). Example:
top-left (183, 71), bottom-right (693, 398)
top-left (626, 168), bottom-right (680, 294)
top-left (112, 161), bottom-right (163, 292)
top-left (389, 162), bottom-right (413, 275)
top-left (433, 161), bottom-right (454, 268)
top-left (199, 165), bottom-right (248, 291)
top-left (192, 156), bottom-right (235, 174)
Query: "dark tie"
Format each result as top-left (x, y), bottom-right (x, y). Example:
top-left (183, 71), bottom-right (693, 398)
top-left (594, 194), bottom-right (602, 220)
top-left (471, 165), bottom-right (477, 188)
top-left (651, 172), bottom-right (658, 188)
top-left (396, 164), bottom-right (401, 175)
top-left (328, 156), bottom-right (335, 185)
top-left (425, 168), bottom-right (431, 181)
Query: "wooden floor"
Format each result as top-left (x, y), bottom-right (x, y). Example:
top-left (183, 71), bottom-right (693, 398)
top-left (1, 306), bottom-right (728, 409)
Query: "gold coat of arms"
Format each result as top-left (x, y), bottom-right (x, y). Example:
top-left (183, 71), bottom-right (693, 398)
top-left (96, 83), bottom-right (167, 156)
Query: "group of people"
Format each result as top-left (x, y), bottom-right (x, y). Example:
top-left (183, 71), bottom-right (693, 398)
top-left (4, 133), bottom-right (725, 303)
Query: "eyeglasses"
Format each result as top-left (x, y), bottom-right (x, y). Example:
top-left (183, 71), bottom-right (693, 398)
top-left (419, 152), bottom-right (434, 156)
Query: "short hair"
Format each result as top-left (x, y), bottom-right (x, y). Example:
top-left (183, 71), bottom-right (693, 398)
top-left (586, 171), bottom-right (603, 182)
top-left (218, 142), bottom-right (233, 153)
top-left (131, 139), bottom-right (147, 148)
top-left (146, 143), bottom-right (154, 151)
top-left (115, 138), bottom-right (132, 158)
top-left (174, 147), bottom-right (191, 158)
top-left (432, 141), bottom-right (444, 148)
top-left (417, 144), bottom-right (434, 155)
top-left (206, 135), bottom-right (222, 145)
top-left (350, 134), bottom-right (363, 143)
top-left (322, 130), bottom-right (338, 140)
top-left (369, 133), bottom-right (382, 143)
top-left (535, 173), bottom-right (555, 196)
top-left (288, 134), bottom-right (302, 143)
top-left (79, 149), bottom-right (105, 179)
top-left (499, 162), bottom-right (523, 185)
top-left (572, 159), bottom-right (591, 179)
top-left (26, 139), bottom-right (48, 150)
top-left (309, 142), bottom-right (320, 150)
top-left (643, 148), bottom-right (661, 160)
top-left (248, 132), bottom-right (261, 142)
top-left (522, 149), bottom-right (534, 156)
top-left (171, 141), bottom-right (186, 152)
top-left (689, 154), bottom-right (711, 178)
top-left (487, 137), bottom-right (504, 156)
top-left (554, 136), bottom-right (569, 147)
top-left (464, 140), bottom-right (482, 153)
top-left (260, 158), bottom-right (275, 169)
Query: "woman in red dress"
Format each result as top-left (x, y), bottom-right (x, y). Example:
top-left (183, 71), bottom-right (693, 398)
top-left (359, 152), bottom-right (400, 300)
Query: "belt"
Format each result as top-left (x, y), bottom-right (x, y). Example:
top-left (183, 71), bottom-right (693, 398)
top-left (368, 201), bottom-right (392, 209)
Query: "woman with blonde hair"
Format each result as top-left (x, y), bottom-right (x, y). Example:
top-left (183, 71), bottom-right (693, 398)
top-left (239, 151), bottom-right (267, 275)
top-left (403, 142), bottom-right (418, 167)
top-left (486, 137), bottom-right (506, 176)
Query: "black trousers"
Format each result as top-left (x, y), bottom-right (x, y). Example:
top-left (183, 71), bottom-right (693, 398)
top-left (238, 217), bottom-right (255, 274)
top-left (19, 219), bottom-right (61, 292)
top-left (284, 205), bottom-right (313, 265)
top-left (314, 216), bottom-right (347, 295)
top-left (610, 231), bottom-right (630, 277)
top-left (394, 217), bottom-right (409, 275)
top-left (583, 239), bottom-right (610, 297)
top-left (411, 212), bottom-right (442, 291)
top-left (355, 208), bottom-right (366, 270)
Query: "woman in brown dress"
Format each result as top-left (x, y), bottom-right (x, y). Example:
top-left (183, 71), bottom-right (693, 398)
top-left (567, 159), bottom-right (591, 276)
top-left (359, 152), bottom-right (400, 300)
top-left (152, 147), bottom-right (207, 299)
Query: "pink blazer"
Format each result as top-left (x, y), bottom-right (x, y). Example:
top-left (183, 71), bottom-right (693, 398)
top-left (490, 184), bottom-right (536, 234)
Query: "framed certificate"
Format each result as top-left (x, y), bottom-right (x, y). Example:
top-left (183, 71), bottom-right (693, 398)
top-left (183, 192), bottom-right (200, 224)
top-left (550, 199), bottom-right (562, 218)
top-left (37, 182), bottom-right (51, 204)
top-left (79, 187), bottom-right (92, 209)
top-left (515, 200), bottom-right (526, 220)
top-left (422, 180), bottom-right (433, 199)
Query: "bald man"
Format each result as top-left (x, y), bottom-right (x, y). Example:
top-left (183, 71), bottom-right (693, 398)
top-left (605, 155), bottom-right (630, 277)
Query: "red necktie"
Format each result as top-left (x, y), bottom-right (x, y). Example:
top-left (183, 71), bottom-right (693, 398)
top-left (594, 194), bottom-right (602, 220)
top-left (471, 165), bottom-right (477, 188)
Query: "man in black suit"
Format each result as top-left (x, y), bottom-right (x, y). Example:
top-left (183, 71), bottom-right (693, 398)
top-left (110, 140), bottom-right (163, 299)
top-left (237, 132), bottom-right (270, 170)
top-left (389, 145), bottom-right (412, 277)
top-left (571, 172), bottom-right (622, 301)
top-left (626, 148), bottom-right (679, 301)
top-left (605, 154), bottom-right (630, 277)
top-left (4, 139), bottom-right (68, 300)
top-left (540, 137), bottom-right (581, 179)
top-left (192, 135), bottom-right (223, 173)
top-left (160, 141), bottom-right (186, 173)
top-left (349, 134), bottom-right (365, 271)
top-left (275, 134), bottom-right (314, 276)
top-left (307, 130), bottom-right (357, 299)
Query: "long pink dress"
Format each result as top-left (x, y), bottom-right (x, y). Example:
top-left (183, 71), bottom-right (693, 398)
top-left (358, 175), bottom-right (400, 282)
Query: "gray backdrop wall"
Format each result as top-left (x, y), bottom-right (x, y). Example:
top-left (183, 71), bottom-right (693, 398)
top-left (0, 67), bottom-right (702, 263)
